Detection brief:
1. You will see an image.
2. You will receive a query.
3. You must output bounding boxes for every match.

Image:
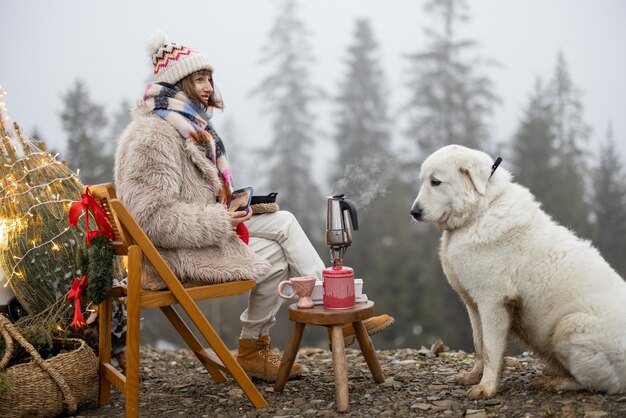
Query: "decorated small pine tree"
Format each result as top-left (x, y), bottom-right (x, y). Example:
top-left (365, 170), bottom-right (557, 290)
top-left (0, 87), bottom-right (87, 316)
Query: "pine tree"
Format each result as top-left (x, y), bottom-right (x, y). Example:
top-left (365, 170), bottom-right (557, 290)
top-left (331, 19), bottom-right (393, 197)
top-left (404, 0), bottom-right (499, 159)
top-left (592, 125), bottom-right (626, 276)
top-left (0, 88), bottom-right (86, 315)
top-left (395, 0), bottom-right (499, 350)
top-left (254, 0), bottom-right (323, 239)
top-left (548, 52), bottom-right (592, 235)
top-left (60, 80), bottom-right (111, 185)
top-left (511, 78), bottom-right (561, 209)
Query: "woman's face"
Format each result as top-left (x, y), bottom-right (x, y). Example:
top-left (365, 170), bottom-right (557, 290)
top-left (193, 73), bottom-right (214, 107)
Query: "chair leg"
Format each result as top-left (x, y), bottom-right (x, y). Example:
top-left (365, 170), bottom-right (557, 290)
top-left (160, 305), bottom-right (227, 383)
top-left (125, 246), bottom-right (142, 418)
top-left (330, 325), bottom-right (350, 412)
top-left (274, 321), bottom-right (305, 392)
top-left (183, 303), bottom-right (268, 409)
top-left (353, 320), bottom-right (385, 383)
top-left (98, 296), bottom-right (112, 404)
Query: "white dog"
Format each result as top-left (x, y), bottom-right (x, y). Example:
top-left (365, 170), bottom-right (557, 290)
top-left (410, 144), bottom-right (626, 399)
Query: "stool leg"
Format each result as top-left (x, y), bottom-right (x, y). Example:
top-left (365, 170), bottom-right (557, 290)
top-left (275, 322), bottom-right (305, 392)
top-left (353, 320), bottom-right (385, 383)
top-left (330, 325), bottom-right (349, 412)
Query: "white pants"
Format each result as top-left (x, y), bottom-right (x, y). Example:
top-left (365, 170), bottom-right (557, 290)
top-left (239, 211), bottom-right (325, 339)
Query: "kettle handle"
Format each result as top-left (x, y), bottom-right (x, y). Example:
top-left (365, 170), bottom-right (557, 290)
top-left (339, 199), bottom-right (359, 230)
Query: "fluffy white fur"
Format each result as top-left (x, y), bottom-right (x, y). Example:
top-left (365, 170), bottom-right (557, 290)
top-left (114, 103), bottom-right (270, 290)
top-left (411, 144), bottom-right (626, 398)
top-left (146, 29), bottom-right (169, 56)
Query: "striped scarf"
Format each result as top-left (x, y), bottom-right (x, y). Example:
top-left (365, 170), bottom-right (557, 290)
top-left (143, 82), bottom-right (234, 202)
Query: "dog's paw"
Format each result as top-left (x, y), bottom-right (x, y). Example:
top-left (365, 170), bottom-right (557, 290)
top-left (455, 370), bottom-right (481, 385)
top-left (467, 383), bottom-right (497, 399)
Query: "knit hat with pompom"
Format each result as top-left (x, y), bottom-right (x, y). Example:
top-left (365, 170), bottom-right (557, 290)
top-left (146, 30), bottom-right (213, 85)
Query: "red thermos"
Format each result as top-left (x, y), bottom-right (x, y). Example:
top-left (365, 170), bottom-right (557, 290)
top-left (323, 266), bottom-right (355, 309)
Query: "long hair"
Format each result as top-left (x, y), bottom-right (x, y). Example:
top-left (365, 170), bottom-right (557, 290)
top-left (177, 69), bottom-right (224, 110)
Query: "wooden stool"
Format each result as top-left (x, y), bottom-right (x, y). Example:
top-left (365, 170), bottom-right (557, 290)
top-left (274, 301), bottom-right (385, 412)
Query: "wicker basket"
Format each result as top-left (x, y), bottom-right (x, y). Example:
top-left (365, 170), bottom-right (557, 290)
top-left (0, 315), bottom-right (98, 418)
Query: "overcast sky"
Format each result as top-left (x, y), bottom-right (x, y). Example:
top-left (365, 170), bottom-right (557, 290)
top-left (1, 0), bottom-right (625, 187)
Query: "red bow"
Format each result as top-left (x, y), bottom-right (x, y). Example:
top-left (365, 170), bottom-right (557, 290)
top-left (68, 276), bottom-right (88, 328)
top-left (67, 187), bottom-right (115, 328)
top-left (68, 187), bottom-right (114, 245)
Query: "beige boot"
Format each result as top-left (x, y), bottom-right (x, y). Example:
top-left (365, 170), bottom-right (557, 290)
top-left (236, 335), bottom-right (302, 382)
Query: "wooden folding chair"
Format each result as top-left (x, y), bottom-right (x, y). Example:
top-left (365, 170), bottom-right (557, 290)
top-left (90, 183), bottom-right (267, 417)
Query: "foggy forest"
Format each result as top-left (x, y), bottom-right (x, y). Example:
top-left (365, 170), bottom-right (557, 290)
top-left (4, 0), bottom-right (626, 353)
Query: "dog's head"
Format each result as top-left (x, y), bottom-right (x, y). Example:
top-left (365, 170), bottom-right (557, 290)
top-left (410, 145), bottom-right (505, 231)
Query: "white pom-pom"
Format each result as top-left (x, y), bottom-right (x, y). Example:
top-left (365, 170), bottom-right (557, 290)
top-left (146, 30), bottom-right (169, 56)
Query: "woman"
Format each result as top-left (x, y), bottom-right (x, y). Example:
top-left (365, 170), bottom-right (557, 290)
top-left (114, 32), bottom-right (393, 381)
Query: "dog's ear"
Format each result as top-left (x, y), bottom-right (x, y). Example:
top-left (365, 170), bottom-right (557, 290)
top-left (459, 164), bottom-right (488, 196)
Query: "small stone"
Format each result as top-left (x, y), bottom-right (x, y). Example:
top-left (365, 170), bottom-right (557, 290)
top-left (395, 371), bottom-right (413, 383)
top-left (561, 404), bottom-right (576, 418)
top-left (278, 408), bottom-right (300, 415)
top-left (484, 398), bottom-right (502, 406)
top-left (411, 402), bottom-right (431, 411)
top-left (417, 346), bottom-right (432, 355)
top-left (290, 397), bottom-right (304, 407)
top-left (584, 412), bottom-right (608, 418)
top-left (227, 388), bottom-right (243, 397)
top-left (466, 409), bottom-right (487, 418)
top-left (432, 399), bottom-right (457, 409)
top-left (431, 339), bottom-right (445, 355)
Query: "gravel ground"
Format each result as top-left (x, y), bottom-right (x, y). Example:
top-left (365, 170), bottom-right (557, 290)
top-left (73, 344), bottom-right (626, 417)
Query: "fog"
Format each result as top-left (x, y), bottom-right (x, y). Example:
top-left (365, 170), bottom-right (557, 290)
top-left (1, 0), bottom-right (625, 187)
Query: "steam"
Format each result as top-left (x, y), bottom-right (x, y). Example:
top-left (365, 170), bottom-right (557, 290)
top-left (330, 156), bottom-right (396, 214)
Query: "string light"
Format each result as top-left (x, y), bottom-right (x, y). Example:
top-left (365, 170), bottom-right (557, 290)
top-left (0, 173), bottom-right (80, 202)
top-left (6, 226), bottom-right (74, 286)
top-left (26, 199), bottom-right (74, 215)
top-left (11, 160), bottom-right (65, 184)
top-left (3, 152), bottom-right (51, 169)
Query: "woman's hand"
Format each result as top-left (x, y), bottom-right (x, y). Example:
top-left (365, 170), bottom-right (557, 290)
top-left (228, 208), bottom-right (253, 228)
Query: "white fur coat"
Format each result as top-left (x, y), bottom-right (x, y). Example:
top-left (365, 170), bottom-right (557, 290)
top-left (114, 103), bottom-right (270, 289)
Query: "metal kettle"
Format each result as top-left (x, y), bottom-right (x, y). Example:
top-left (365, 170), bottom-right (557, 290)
top-left (326, 194), bottom-right (359, 265)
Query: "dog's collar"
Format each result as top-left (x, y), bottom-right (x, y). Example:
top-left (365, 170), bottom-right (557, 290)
top-left (489, 157), bottom-right (502, 180)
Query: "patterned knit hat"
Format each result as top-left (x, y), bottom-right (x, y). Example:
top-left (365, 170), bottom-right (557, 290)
top-left (146, 30), bottom-right (213, 85)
